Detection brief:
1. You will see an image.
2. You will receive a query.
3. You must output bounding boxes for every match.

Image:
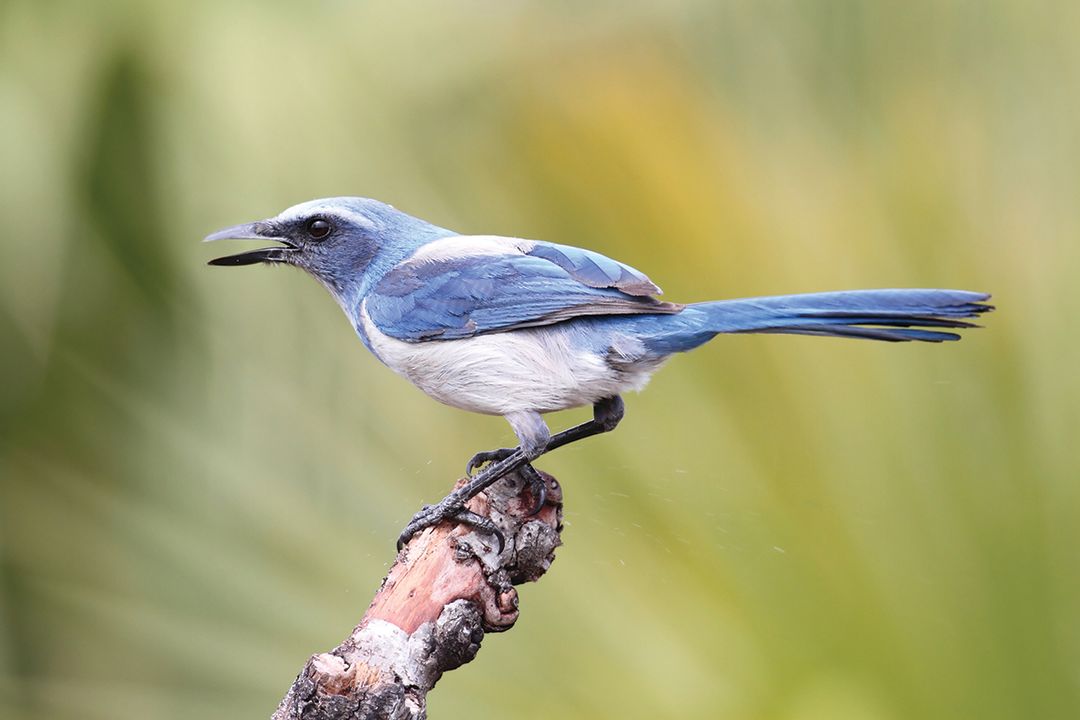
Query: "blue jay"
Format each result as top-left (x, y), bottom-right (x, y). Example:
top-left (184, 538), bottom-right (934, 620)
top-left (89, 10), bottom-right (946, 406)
top-left (207, 197), bottom-right (992, 549)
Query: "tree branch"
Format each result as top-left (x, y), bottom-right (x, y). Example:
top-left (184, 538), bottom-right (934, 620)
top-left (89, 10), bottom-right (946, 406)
top-left (271, 469), bottom-right (564, 720)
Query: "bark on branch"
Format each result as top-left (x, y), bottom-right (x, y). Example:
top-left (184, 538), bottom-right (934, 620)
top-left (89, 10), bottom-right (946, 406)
top-left (271, 469), bottom-right (564, 720)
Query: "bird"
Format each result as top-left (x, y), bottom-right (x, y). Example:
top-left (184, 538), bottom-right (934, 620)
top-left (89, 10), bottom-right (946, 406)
top-left (206, 196), bottom-right (993, 549)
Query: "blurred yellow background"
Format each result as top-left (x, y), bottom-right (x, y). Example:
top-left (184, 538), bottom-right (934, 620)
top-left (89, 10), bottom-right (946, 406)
top-left (2, 1), bottom-right (1077, 718)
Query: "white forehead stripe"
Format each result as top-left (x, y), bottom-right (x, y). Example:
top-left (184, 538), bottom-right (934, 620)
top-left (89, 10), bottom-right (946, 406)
top-left (276, 200), bottom-right (377, 231)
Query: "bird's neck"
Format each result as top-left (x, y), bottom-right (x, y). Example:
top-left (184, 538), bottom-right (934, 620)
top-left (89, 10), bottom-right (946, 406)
top-left (326, 222), bottom-right (457, 322)
top-left (360, 228), bottom-right (458, 297)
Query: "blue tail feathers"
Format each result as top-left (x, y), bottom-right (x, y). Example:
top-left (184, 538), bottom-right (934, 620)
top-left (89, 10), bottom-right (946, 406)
top-left (633, 289), bottom-right (993, 355)
top-left (698, 289), bottom-right (992, 342)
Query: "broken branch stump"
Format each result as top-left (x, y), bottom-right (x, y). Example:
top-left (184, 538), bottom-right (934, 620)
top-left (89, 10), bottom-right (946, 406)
top-left (271, 468), bottom-right (564, 720)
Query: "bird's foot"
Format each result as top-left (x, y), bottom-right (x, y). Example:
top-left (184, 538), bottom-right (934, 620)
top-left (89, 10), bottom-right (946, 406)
top-left (400, 445), bottom-right (535, 552)
top-left (466, 447), bottom-right (515, 476)
top-left (396, 502), bottom-right (505, 553)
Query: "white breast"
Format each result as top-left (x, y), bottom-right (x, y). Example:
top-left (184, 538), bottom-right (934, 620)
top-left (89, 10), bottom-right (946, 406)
top-left (359, 303), bottom-right (662, 416)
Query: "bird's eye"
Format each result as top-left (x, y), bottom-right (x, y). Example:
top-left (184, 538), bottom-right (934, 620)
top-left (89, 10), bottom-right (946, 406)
top-left (306, 218), bottom-right (332, 240)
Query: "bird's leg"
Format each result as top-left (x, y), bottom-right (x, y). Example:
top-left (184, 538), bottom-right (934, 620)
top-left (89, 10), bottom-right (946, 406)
top-left (465, 396), bottom-right (626, 473)
top-left (400, 400), bottom-right (626, 550)
top-left (457, 399), bottom-right (622, 524)
top-left (461, 396), bottom-right (624, 513)
top-left (544, 395), bottom-right (625, 453)
top-left (464, 411), bottom-right (550, 514)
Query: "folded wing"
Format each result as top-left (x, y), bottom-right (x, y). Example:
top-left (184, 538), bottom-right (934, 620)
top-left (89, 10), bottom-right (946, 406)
top-left (366, 236), bottom-right (682, 341)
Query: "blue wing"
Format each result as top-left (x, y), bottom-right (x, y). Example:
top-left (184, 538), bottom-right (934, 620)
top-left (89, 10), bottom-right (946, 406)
top-left (366, 236), bottom-right (682, 341)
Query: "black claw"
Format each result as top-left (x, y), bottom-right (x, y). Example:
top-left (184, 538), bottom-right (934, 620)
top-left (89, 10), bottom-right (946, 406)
top-left (519, 463), bottom-right (547, 516)
top-left (466, 447), bottom-right (515, 476)
top-left (396, 526), bottom-right (414, 551)
top-left (396, 503), bottom-right (454, 550)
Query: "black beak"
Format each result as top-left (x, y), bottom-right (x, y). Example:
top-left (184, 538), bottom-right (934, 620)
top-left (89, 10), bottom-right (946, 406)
top-left (204, 222), bottom-right (297, 266)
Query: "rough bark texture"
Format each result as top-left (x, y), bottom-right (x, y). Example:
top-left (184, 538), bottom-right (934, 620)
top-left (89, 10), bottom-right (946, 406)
top-left (271, 469), bottom-right (564, 720)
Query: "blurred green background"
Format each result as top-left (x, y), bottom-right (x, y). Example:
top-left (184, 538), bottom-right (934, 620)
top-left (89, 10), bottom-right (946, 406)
top-left (2, 1), bottom-right (1078, 718)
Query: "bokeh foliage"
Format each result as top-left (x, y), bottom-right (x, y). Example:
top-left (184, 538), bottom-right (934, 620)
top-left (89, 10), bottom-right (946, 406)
top-left (2, 1), bottom-right (1078, 718)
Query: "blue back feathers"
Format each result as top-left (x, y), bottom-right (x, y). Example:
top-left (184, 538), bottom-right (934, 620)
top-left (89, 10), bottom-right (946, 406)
top-left (366, 240), bottom-right (680, 341)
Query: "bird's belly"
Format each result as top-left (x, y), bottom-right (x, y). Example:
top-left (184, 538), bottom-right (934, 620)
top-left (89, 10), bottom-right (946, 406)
top-left (360, 309), bottom-right (660, 415)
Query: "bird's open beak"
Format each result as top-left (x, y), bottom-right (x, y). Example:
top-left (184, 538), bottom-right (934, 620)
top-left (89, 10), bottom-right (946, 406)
top-left (204, 222), bottom-right (297, 266)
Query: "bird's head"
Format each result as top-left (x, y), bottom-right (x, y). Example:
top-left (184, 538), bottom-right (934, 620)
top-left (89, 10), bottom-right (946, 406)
top-left (205, 196), bottom-right (449, 303)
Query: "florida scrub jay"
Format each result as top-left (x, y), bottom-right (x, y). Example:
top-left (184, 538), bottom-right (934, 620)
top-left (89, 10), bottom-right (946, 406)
top-left (206, 197), bottom-right (992, 548)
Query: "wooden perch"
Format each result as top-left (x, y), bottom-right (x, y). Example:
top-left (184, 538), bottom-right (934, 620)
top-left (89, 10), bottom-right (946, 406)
top-left (271, 469), bottom-right (564, 720)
